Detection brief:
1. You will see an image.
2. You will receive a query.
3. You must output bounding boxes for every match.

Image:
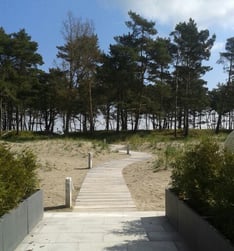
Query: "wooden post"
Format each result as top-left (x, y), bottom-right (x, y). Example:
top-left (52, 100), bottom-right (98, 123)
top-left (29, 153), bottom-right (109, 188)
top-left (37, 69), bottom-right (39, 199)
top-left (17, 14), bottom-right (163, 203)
top-left (88, 152), bottom-right (93, 169)
top-left (65, 177), bottom-right (72, 208)
top-left (127, 144), bottom-right (130, 155)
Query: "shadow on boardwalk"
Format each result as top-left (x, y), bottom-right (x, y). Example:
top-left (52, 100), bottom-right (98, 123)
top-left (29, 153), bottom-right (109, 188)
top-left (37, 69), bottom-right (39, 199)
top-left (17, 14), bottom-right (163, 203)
top-left (104, 215), bottom-right (191, 251)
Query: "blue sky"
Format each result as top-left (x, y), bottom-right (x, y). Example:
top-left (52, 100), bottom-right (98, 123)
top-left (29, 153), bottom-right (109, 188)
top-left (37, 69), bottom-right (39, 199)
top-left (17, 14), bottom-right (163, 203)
top-left (1, 0), bottom-right (234, 90)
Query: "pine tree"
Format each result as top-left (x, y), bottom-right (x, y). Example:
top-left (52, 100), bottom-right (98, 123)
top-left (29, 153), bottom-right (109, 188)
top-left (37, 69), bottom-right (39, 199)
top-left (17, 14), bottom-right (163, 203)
top-left (170, 19), bottom-right (215, 136)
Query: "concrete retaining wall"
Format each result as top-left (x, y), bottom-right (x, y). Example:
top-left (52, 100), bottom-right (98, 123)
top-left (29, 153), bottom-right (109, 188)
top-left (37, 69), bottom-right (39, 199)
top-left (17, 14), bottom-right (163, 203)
top-left (165, 189), bottom-right (234, 251)
top-left (0, 190), bottom-right (43, 251)
top-left (27, 189), bottom-right (43, 232)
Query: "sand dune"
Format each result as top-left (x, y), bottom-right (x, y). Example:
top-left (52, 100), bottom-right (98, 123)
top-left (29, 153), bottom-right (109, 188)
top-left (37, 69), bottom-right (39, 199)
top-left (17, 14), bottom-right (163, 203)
top-left (5, 139), bottom-right (170, 211)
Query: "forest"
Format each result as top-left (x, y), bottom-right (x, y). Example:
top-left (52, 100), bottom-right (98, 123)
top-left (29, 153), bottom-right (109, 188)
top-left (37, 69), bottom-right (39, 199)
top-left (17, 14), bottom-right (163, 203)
top-left (0, 11), bottom-right (234, 136)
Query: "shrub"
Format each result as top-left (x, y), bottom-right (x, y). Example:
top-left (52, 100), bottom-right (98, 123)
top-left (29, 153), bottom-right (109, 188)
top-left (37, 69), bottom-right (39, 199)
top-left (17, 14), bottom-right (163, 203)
top-left (171, 138), bottom-right (234, 243)
top-left (171, 138), bottom-right (222, 210)
top-left (217, 150), bottom-right (234, 208)
top-left (0, 144), bottom-right (39, 216)
top-left (153, 143), bottom-right (182, 171)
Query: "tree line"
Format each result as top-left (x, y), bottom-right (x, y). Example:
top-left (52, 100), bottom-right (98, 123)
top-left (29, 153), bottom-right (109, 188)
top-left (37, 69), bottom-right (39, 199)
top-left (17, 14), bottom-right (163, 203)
top-left (0, 11), bottom-right (234, 136)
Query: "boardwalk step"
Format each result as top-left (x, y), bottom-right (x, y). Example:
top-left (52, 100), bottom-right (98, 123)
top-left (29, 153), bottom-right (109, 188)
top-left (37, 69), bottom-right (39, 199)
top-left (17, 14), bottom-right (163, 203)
top-left (74, 149), bottom-right (152, 212)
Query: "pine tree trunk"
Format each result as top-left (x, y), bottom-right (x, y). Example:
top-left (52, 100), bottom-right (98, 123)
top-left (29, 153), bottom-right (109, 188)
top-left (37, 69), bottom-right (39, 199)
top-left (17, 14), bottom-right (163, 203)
top-left (0, 96), bottom-right (2, 136)
top-left (88, 81), bottom-right (94, 133)
top-left (16, 106), bottom-right (19, 135)
top-left (215, 113), bottom-right (222, 134)
top-left (116, 104), bottom-right (120, 132)
top-left (105, 104), bottom-right (110, 131)
top-left (183, 108), bottom-right (189, 137)
top-left (64, 112), bottom-right (70, 134)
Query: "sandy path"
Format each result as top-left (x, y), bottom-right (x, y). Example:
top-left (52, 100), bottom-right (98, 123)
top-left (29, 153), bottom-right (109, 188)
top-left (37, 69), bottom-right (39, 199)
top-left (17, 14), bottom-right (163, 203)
top-left (123, 161), bottom-right (171, 211)
top-left (3, 140), bottom-right (171, 211)
top-left (3, 139), bottom-right (125, 210)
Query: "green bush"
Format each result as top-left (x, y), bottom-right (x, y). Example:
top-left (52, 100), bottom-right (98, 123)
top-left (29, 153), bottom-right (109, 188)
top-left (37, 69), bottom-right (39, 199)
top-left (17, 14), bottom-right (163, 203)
top-left (0, 144), bottom-right (39, 216)
top-left (171, 138), bottom-right (234, 243)
top-left (171, 139), bottom-right (222, 209)
top-left (152, 143), bottom-right (182, 171)
top-left (217, 150), bottom-right (234, 208)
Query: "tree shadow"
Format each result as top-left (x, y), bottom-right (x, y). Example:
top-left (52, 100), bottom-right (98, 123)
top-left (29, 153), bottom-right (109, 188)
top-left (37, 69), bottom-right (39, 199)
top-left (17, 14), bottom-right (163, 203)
top-left (104, 216), bottom-right (191, 251)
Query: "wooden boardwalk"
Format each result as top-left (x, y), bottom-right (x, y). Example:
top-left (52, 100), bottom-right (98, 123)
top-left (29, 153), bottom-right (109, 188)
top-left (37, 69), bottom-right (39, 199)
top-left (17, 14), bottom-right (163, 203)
top-left (74, 148), bottom-right (152, 212)
top-left (16, 147), bottom-right (191, 251)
